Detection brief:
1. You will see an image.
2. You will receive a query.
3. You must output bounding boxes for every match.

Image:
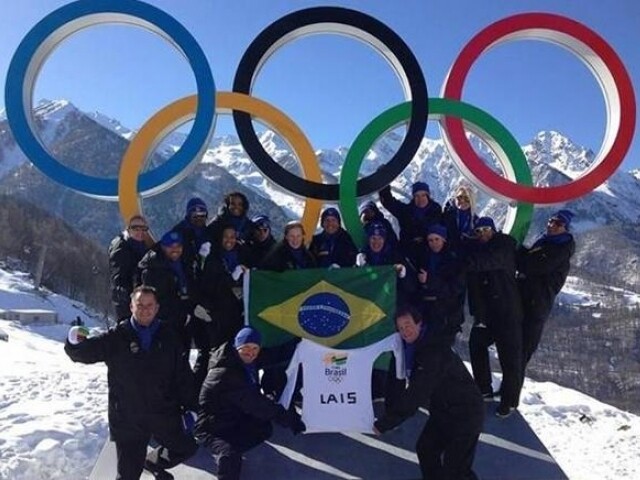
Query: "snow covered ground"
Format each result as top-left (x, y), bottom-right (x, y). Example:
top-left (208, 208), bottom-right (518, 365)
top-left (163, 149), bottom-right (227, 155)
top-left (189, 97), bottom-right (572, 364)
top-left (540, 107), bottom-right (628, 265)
top-left (1, 267), bottom-right (639, 479)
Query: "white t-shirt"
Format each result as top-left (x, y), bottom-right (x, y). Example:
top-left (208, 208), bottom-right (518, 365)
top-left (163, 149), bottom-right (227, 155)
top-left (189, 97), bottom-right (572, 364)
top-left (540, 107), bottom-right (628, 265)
top-left (279, 334), bottom-right (405, 433)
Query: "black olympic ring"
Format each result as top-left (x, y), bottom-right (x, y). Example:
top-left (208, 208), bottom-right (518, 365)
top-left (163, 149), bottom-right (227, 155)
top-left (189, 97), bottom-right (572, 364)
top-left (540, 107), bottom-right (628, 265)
top-left (232, 6), bottom-right (429, 200)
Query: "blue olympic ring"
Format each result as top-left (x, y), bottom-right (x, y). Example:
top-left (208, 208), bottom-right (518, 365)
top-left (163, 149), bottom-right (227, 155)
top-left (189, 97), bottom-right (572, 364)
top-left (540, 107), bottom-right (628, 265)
top-left (4, 0), bottom-right (216, 199)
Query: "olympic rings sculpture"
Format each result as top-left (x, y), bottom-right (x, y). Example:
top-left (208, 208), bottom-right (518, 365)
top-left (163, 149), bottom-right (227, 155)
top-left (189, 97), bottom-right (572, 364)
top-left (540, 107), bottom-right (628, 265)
top-left (4, 0), bottom-right (636, 243)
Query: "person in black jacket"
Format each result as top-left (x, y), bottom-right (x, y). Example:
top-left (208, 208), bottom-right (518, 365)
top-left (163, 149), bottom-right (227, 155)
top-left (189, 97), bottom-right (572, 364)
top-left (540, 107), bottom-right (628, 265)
top-left (309, 207), bottom-right (358, 268)
top-left (170, 197), bottom-right (213, 274)
top-left (359, 200), bottom-right (398, 249)
top-left (207, 192), bottom-right (254, 246)
top-left (375, 306), bottom-right (484, 480)
top-left (465, 217), bottom-right (523, 418)
top-left (194, 226), bottom-right (252, 385)
top-left (261, 221), bottom-right (316, 272)
top-left (442, 184), bottom-right (478, 254)
top-left (379, 181), bottom-right (442, 266)
top-left (247, 214), bottom-right (277, 268)
top-left (259, 221), bottom-right (316, 396)
top-left (355, 221), bottom-right (413, 305)
top-left (414, 224), bottom-right (466, 346)
top-left (196, 327), bottom-right (305, 480)
top-left (65, 286), bottom-right (198, 480)
top-left (517, 210), bottom-right (575, 375)
top-left (108, 215), bottom-right (150, 322)
top-left (137, 231), bottom-right (197, 344)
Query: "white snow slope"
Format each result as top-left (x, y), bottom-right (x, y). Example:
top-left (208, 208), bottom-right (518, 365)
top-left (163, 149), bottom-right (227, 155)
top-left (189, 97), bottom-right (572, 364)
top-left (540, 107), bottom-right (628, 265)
top-left (0, 267), bottom-right (638, 479)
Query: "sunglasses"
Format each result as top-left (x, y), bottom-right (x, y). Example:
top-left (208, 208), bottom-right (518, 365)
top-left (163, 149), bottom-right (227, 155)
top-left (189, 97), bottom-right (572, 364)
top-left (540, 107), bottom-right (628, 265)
top-left (129, 225), bottom-right (149, 232)
top-left (474, 226), bottom-right (493, 234)
top-left (191, 213), bottom-right (208, 219)
top-left (456, 195), bottom-right (470, 201)
top-left (547, 218), bottom-right (565, 227)
top-left (257, 227), bottom-right (270, 232)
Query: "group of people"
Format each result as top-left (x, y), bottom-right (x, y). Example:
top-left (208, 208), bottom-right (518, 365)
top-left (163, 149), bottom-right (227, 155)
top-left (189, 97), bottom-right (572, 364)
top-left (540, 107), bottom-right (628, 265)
top-left (65, 181), bottom-right (575, 479)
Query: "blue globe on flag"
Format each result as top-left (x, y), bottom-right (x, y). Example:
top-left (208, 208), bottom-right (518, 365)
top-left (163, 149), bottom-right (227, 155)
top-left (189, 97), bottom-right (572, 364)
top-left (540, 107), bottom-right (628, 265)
top-left (298, 292), bottom-right (351, 337)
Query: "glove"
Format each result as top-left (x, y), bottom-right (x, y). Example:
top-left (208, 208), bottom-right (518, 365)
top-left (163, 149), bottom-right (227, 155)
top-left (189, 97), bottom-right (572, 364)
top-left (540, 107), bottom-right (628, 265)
top-left (194, 304), bottom-right (212, 322)
top-left (231, 265), bottom-right (245, 281)
top-left (67, 326), bottom-right (90, 345)
top-left (199, 242), bottom-right (212, 258)
top-left (182, 410), bottom-right (197, 435)
top-left (355, 253), bottom-right (367, 267)
top-left (277, 408), bottom-right (306, 435)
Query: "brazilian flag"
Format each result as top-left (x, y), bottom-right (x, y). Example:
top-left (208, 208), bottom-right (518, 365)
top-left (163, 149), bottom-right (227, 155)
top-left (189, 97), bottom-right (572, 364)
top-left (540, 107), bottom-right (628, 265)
top-left (246, 266), bottom-right (396, 348)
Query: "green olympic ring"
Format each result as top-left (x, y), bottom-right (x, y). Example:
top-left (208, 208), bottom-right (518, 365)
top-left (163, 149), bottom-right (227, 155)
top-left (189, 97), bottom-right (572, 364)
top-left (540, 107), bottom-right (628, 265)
top-left (340, 98), bottom-right (534, 249)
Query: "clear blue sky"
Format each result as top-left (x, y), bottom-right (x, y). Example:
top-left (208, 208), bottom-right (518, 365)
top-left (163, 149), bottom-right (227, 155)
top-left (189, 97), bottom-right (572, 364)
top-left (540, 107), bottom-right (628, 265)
top-left (1, 0), bottom-right (638, 171)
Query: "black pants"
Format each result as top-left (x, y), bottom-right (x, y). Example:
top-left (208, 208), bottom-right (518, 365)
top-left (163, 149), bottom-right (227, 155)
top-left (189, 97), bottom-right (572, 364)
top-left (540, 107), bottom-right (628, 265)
top-left (522, 314), bottom-right (548, 371)
top-left (469, 321), bottom-right (523, 408)
top-left (416, 416), bottom-right (480, 480)
top-left (114, 417), bottom-right (197, 480)
top-left (207, 421), bottom-right (273, 480)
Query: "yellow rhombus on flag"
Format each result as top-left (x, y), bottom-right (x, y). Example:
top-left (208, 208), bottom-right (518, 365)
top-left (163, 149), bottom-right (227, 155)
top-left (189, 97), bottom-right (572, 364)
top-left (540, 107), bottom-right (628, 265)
top-left (258, 280), bottom-right (386, 347)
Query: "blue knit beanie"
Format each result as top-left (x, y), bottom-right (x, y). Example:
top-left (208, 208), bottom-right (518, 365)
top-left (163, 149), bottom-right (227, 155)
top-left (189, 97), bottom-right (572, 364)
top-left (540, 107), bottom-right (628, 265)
top-left (186, 197), bottom-right (208, 216)
top-left (365, 222), bottom-right (387, 239)
top-left (160, 230), bottom-right (183, 247)
top-left (475, 217), bottom-right (496, 231)
top-left (426, 224), bottom-right (448, 240)
top-left (234, 327), bottom-right (262, 348)
top-left (550, 209), bottom-right (574, 229)
top-left (321, 207), bottom-right (341, 224)
top-left (412, 181), bottom-right (430, 196)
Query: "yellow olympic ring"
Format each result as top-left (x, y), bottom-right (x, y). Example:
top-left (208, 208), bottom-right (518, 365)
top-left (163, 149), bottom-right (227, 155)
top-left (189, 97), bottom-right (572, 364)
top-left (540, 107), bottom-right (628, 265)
top-left (119, 91), bottom-right (322, 245)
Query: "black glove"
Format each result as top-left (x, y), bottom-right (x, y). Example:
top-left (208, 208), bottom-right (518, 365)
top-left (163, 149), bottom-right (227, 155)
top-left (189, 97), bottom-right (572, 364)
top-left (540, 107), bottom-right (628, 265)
top-left (289, 412), bottom-right (306, 435)
top-left (278, 408), bottom-right (306, 435)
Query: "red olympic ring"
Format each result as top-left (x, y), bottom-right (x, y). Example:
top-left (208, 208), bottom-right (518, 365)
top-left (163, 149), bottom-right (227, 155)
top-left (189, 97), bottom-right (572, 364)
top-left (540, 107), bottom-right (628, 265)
top-left (441, 12), bottom-right (636, 204)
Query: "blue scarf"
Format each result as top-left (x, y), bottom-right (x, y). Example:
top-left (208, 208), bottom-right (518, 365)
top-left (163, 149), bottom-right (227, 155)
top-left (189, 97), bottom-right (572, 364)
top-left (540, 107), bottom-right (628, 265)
top-left (363, 244), bottom-right (390, 266)
top-left (221, 249), bottom-right (240, 274)
top-left (243, 362), bottom-right (259, 386)
top-left (531, 232), bottom-right (573, 249)
top-left (403, 324), bottom-right (427, 377)
top-left (130, 317), bottom-right (161, 352)
top-left (229, 215), bottom-right (248, 240)
top-left (317, 232), bottom-right (337, 267)
top-left (456, 208), bottom-right (473, 236)
top-left (426, 251), bottom-right (442, 275)
top-left (411, 203), bottom-right (432, 221)
top-left (288, 245), bottom-right (308, 269)
top-left (168, 259), bottom-right (187, 295)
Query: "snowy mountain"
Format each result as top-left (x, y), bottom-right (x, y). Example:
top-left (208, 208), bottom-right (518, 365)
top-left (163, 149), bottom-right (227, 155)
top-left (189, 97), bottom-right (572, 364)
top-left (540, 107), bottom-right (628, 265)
top-left (1, 266), bottom-right (639, 480)
top-left (2, 98), bottom-right (640, 290)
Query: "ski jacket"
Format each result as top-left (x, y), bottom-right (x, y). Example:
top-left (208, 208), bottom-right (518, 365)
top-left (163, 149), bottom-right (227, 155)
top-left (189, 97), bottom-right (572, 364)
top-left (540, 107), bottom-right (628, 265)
top-left (309, 229), bottom-right (358, 268)
top-left (195, 342), bottom-right (297, 444)
top-left (376, 335), bottom-right (483, 434)
top-left (517, 234), bottom-right (575, 321)
top-left (108, 232), bottom-right (148, 321)
top-left (65, 319), bottom-right (196, 441)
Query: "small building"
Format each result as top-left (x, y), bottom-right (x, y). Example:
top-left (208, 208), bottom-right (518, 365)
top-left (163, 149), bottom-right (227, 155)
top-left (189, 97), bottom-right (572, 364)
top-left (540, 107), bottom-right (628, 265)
top-left (0, 308), bottom-right (58, 325)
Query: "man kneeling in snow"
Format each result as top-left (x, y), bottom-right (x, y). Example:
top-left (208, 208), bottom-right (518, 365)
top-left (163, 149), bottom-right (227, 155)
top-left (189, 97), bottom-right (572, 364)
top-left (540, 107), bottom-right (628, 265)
top-left (65, 285), bottom-right (198, 480)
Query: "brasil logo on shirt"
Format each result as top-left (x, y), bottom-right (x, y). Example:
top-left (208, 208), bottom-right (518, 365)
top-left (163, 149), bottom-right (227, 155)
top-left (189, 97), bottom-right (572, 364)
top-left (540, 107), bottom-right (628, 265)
top-left (323, 351), bottom-right (349, 383)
